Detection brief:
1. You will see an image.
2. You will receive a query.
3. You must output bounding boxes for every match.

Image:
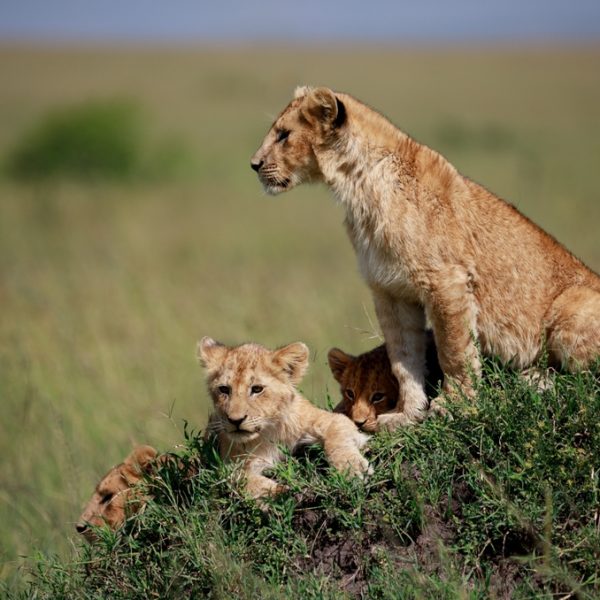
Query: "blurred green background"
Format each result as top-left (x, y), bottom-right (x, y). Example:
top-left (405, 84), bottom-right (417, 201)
top-left (1, 44), bottom-right (599, 581)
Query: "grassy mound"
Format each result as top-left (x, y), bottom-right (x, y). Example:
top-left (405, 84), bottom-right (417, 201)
top-left (9, 362), bottom-right (600, 599)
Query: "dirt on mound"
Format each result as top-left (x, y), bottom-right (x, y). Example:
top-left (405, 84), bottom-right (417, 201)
top-left (292, 480), bottom-right (526, 598)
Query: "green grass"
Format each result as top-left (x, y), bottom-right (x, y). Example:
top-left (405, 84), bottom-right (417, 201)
top-left (0, 43), bottom-right (599, 593)
top-left (7, 361), bottom-right (600, 598)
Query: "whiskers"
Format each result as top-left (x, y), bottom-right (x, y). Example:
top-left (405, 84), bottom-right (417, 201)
top-left (260, 165), bottom-right (291, 190)
top-left (205, 416), bottom-right (226, 435)
top-left (205, 414), bottom-right (274, 437)
top-left (253, 415), bottom-right (282, 432)
top-left (237, 415), bottom-right (274, 435)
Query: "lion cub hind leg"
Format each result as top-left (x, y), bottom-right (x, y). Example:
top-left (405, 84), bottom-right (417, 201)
top-left (546, 286), bottom-right (600, 370)
top-left (321, 413), bottom-right (371, 478)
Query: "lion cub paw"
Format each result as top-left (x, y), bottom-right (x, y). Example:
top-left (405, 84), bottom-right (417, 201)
top-left (330, 450), bottom-right (371, 479)
top-left (352, 454), bottom-right (372, 478)
top-left (428, 397), bottom-right (454, 420)
top-left (376, 412), bottom-right (417, 431)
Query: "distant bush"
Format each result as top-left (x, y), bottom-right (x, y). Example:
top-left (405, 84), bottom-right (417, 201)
top-left (7, 101), bottom-right (155, 181)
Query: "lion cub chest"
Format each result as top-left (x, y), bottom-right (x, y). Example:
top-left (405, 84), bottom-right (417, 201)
top-left (345, 202), bottom-right (424, 301)
top-left (354, 234), bottom-right (420, 301)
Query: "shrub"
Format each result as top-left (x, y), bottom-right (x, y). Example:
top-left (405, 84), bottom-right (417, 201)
top-left (6, 101), bottom-right (144, 181)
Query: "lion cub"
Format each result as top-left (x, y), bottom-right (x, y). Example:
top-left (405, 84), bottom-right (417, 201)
top-left (329, 334), bottom-right (442, 432)
top-left (76, 445), bottom-right (158, 542)
top-left (198, 337), bottom-right (369, 499)
top-left (252, 86), bottom-right (600, 428)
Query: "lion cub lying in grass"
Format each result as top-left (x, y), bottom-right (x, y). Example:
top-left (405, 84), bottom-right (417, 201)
top-left (76, 340), bottom-right (369, 539)
top-left (329, 333), bottom-right (442, 433)
top-left (76, 445), bottom-right (159, 542)
top-left (198, 337), bottom-right (370, 499)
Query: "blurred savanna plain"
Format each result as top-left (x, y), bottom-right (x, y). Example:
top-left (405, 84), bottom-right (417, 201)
top-left (1, 44), bottom-right (599, 583)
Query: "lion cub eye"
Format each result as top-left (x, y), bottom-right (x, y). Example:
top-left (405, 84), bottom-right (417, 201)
top-left (345, 389), bottom-right (355, 400)
top-left (100, 493), bottom-right (113, 505)
top-left (218, 385), bottom-right (231, 396)
top-left (250, 385), bottom-right (264, 395)
top-left (371, 392), bottom-right (385, 404)
top-left (276, 129), bottom-right (290, 143)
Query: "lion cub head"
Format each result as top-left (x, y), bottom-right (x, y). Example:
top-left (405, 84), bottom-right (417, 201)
top-left (76, 445), bottom-right (157, 542)
top-left (329, 336), bottom-right (443, 432)
top-left (328, 345), bottom-right (399, 433)
top-left (250, 86), bottom-right (346, 195)
top-left (198, 337), bottom-right (309, 444)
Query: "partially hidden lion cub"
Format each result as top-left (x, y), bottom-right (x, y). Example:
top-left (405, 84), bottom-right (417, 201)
top-left (76, 445), bottom-right (158, 542)
top-left (198, 337), bottom-right (370, 499)
top-left (251, 86), bottom-right (600, 429)
top-left (329, 334), bottom-right (442, 433)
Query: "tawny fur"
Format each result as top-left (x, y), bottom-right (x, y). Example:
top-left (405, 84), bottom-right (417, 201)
top-left (76, 445), bottom-right (157, 542)
top-left (329, 335), bottom-right (442, 433)
top-left (198, 337), bottom-right (369, 499)
top-left (251, 86), bottom-right (600, 429)
top-left (329, 344), bottom-right (399, 433)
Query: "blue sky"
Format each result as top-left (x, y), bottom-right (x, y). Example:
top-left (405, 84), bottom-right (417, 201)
top-left (1, 0), bottom-right (599, 43)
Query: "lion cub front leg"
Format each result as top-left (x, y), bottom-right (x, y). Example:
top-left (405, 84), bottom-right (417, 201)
top-left (373, 292), bottom-right (429, 430)
top-left (427, 266), bottom-right (481, 412)
top-left (321, 413), bottom-right (370, 477)
top-left (244, 473), bottom-right (287, 499)
top-left (242, 455), bottom-right (287, 499)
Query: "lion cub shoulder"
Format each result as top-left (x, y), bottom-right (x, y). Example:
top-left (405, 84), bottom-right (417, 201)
top-left (198, 337), bottom-right (369, 499)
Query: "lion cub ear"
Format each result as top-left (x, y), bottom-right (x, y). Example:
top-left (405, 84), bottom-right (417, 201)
top-left (301, 87), bottom-right (344, 127)
top-left (124, 445), bottom-right (158, 475)
top-left (327, 348), bottom-right (353, 382)
top-left (294, 85), bottom-right (312, 99)
top-left (272, 342), bottom-right (309, 385)
top-left (197, 337), bottom-right (228, 370)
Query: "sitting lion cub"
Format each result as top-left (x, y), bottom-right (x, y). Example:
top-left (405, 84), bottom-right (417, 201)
top-left (76, 445), bottom-right (158, 542)
top-left (198, 337), bottom-right (370, 498)
top-left (328, 334), bottom-right (442, 432)
top-left (251, 86), bottom-right (600, 429)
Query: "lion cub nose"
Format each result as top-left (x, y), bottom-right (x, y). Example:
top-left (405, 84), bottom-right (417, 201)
top-left (75, 522), bottom-right (88, 534)
top-left (354, 419), bottom-right (367, 429)
top-left (228, 415), bottom-right (248, 428)
top-left (250, 159), bottom-right (263, 172)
